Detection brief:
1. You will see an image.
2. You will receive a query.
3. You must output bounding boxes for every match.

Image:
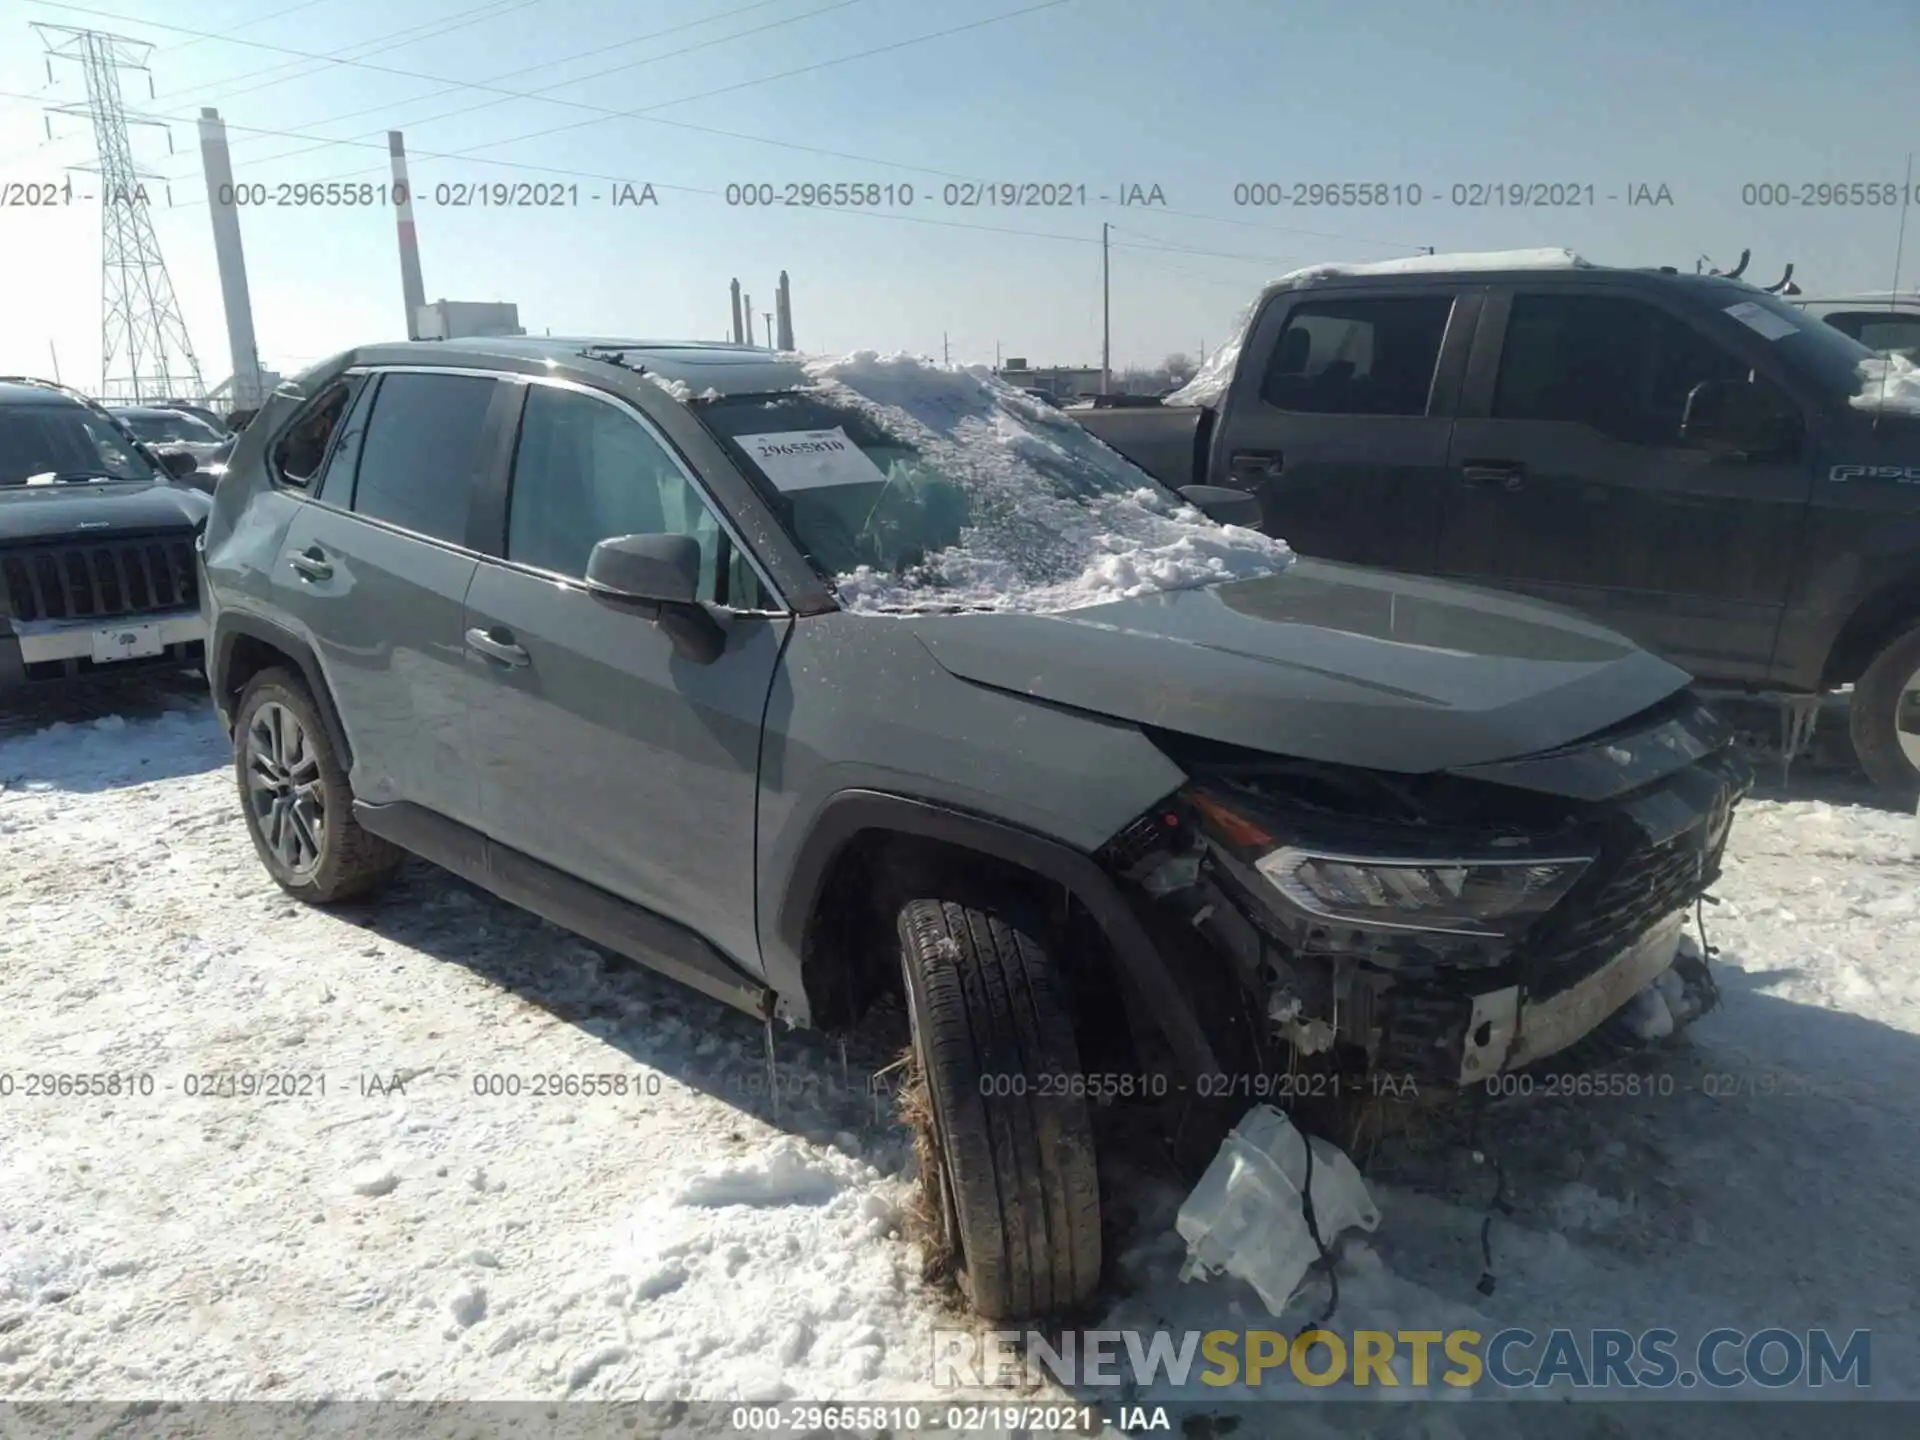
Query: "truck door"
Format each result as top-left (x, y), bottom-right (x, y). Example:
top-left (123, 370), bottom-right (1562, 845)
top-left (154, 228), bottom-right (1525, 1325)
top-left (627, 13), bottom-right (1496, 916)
top-left (1440, 287), bottom-right (1813, 681)
top-left (1209, 288), bottom-right (1472, 573)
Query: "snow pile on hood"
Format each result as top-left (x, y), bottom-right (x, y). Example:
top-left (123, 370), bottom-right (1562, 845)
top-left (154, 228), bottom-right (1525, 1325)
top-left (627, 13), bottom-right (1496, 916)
top-left (1850, 351), bottom-right (1920, 415)
top-left (796, 351), bottom-right (1293, 614)
top-left (1166, 248), bottom-right (1597, 407)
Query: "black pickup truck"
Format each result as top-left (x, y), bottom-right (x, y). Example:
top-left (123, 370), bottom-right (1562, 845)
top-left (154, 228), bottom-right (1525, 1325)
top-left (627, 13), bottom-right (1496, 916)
top-left (1074, 251), bottom-right (1920, 795)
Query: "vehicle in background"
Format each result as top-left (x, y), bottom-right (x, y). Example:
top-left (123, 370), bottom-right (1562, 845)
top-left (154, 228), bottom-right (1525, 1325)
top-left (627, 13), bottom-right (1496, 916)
top-left (111, 405), bottom-right (233, 477)
top-left (1796, 293), bottom-right (1920, 362)
top-left (201, 337), bottom-right (1745, 1320)
top-left (0, 377), bottom-right (211, 690)
top-left (1071, 249), bottom-right (1920, 797)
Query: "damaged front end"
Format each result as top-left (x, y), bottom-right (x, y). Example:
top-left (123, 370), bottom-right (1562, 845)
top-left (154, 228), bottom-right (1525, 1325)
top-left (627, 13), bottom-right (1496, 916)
top-left (1103, 690), bottom-right (1750, 1093)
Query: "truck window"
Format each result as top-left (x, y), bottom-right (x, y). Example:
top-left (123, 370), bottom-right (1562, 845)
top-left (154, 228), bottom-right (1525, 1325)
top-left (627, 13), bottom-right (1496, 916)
top-left (1493, 293), bottom-right (1795, 447)
top-left (1258, 296), bottom-right (1452, 417)
top-left (1821, 311), bottom-right (1920, 361)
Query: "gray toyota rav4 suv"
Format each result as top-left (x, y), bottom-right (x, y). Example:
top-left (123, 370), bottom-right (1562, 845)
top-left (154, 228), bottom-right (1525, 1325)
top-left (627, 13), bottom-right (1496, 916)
top-left (200, 339), bottom-right (1748, 1320)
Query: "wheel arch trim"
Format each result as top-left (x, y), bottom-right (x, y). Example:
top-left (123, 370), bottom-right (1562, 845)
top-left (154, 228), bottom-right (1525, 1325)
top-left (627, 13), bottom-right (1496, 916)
top-left (770, 788), bottom-right (1221, 1078)
top-left (209, 612), bottom-right (353, 768)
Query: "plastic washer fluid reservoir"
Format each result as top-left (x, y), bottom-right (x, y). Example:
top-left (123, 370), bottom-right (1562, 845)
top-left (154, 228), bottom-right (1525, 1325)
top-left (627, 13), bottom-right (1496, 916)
top-left (1174, 1104), bottom-right (1380, 1317)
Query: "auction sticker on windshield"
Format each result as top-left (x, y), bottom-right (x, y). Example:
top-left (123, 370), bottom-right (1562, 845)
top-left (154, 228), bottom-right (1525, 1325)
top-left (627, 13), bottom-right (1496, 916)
top-left (739, 428), bottom-right (889, 491)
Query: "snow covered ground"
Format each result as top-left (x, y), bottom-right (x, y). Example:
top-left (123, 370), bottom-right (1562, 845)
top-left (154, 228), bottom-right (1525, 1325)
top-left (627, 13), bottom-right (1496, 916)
top-left (1, 679), bottom-right (1916, 1435)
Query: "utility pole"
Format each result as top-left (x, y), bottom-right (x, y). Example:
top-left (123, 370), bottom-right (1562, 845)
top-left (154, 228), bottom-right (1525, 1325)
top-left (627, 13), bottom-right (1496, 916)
top-left (48, 341), bottom-right (61, 383)
top-left (763, 312), bottom-right (773, 348)
top-left (36, 23), bottom-right (205, 403)
top-left (995, 340), bottom-right (1001, 370)
top-left (943, 332), bottom-right (950, 367)
top-left (1101, 222), bottom-right (1111, 395)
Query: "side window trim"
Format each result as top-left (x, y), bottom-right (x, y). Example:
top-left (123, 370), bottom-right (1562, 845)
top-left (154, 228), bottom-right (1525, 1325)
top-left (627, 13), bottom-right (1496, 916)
top-left (313, 373), bottom-right (379, 509)
top-left (489, 374), bottom-right (789, 613)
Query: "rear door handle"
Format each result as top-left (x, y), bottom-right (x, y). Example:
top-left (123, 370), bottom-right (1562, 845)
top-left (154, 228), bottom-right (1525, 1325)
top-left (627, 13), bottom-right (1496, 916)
top-left (1228, 449), bottom-right (1284, 483)
top-left (465, 627), bottom-right (529, 667)
top-left (287, 547), bottom-right (333, 581)
top-left (1460, 463), bottom-right (1526, 492)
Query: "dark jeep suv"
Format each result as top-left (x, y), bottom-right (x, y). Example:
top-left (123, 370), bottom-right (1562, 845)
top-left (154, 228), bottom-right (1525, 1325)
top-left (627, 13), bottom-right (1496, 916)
top-left (200, 340), bottom-right (1748, 1320)
top-left (1, 377), bottom-right (211, 690)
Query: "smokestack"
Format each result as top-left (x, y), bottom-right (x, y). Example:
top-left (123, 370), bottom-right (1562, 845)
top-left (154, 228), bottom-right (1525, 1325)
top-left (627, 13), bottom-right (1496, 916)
top-left (729, 278), bottom-right (743, 344)
top-left (197, 108), bottom-right (264, 409)
top-left (775, 270), bottom-right (793, 351)
top-left (388, 131), bottom-right (427, 340)
top-left (743, 293), bottom-right (753, 347)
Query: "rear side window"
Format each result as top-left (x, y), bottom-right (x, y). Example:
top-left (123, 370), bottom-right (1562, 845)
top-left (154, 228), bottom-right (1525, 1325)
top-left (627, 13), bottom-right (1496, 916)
top-left (1258, 296), bottom-right (1453, 416)
top-left (351, 372), bottom-right (497, 545)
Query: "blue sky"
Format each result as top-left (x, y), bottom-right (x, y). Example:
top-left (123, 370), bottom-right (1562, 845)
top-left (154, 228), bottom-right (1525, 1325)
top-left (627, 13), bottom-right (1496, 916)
top-left (0, 0), bottom-right (1916, 392)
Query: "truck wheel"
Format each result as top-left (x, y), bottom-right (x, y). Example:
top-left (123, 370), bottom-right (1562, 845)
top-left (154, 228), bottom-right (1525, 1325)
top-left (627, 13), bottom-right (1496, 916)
top-left (1849, 624), bottom-right (1920, 798)
top-left (233, 668), bottom-right (402, 904)
top-left (897, 891), bottom-right (1102, 1320)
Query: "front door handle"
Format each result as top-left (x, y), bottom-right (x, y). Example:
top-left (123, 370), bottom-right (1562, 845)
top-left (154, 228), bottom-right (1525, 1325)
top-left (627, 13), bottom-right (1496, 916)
top-left (465, 627), bottom-right (529, 667)
top-left (1228, 449), bottom-right (1284, 484)
top-left (288, 547), bottom-right (333, 581)
top-left (1460, 463), bottom-right (1526, 492)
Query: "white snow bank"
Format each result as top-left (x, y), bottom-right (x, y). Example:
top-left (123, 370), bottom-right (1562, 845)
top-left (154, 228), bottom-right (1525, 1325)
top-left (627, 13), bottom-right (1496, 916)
top-left (1850, 351), bottom-right (1920, 414)
top-left (1167, 248), bottom-right (1597, 406)
top-left (672, 1138), bottom-right (852, 1208)
top-left (793, 350), bottom-right (1293, 614)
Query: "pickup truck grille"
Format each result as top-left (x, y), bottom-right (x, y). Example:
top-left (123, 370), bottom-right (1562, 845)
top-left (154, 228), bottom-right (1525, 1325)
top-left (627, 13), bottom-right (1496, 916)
top-left (1, 535), bottom-right (199, 623)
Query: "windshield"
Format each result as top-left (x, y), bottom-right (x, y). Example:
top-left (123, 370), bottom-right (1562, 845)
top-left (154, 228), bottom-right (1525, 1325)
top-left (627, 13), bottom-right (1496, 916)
top-left (697, 355), bottom-right (1292, 613)
top-left (117, 409), bottom-right (223, 445)
top-left (0, 404), bottom-right (159, 486)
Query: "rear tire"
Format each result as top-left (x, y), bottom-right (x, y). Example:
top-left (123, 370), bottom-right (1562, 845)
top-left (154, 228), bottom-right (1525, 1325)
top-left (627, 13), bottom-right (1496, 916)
top-left (233, 668), bottom-right (402, 904)
top-left (897, 891), bottom-right (1102, 1321)
top-left (1849, 624), bottom-right (1920, 798)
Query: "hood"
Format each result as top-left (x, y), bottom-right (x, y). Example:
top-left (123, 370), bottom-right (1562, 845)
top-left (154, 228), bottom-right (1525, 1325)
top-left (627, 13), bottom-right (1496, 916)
top-left (0, 478), bottom-right (210, 542)
top-left (906, 559), bottom-right (1691, 774)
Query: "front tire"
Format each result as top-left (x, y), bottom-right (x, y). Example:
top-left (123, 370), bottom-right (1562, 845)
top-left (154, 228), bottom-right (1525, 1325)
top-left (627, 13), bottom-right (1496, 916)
top-left (233, 668), bottom-right (402, 904)
top-left (1849, 623), bottom-right (1920, 798)
top-left (897, 892), bottom-right (1102, 1321)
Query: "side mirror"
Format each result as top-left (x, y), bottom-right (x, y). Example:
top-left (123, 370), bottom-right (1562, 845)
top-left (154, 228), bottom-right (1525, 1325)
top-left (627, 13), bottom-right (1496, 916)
top-left (584, 533), bottom-right (724, 663)
top-left (1179, 483), bottom-right (1265, 529)
top-left (159, 449), bottom-right (199, 479)
top-left (1681, 380), bottom-right (1794, 456)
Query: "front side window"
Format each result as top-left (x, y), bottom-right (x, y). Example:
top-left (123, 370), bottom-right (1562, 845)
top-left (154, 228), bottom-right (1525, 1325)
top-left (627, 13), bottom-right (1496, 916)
top-left (506, 383), bottom-right (730, 602)
top-left (0, 403), bottom-right (157, 486)
top-left (1493, 293), bottom-right (1796, 446)
top-left (351, 372), bottom-right (496, 544)
top-left (698, 362), bottom-right (1291, 613)
top-left (1258, 296), bottom-right (1453, 416)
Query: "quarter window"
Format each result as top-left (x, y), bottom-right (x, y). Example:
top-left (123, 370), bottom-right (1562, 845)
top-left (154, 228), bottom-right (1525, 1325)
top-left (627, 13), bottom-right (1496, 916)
top-left (350, 372), bottom-right (497, 544)
top-left (271, 380), bottom-right (356, 488)
top-left (506, 383), bottom-right (733, 603)
top-left (1259, 296), bottom-right (1454, 416)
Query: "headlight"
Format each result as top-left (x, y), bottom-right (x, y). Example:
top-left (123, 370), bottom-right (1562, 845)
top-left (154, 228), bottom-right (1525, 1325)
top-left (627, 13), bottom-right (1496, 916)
top-left (1254, 849), bottom-right (1591, 937)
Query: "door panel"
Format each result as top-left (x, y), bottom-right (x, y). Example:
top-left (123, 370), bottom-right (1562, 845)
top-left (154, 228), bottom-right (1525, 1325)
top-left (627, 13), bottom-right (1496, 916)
top-left (463, 571), bottom-right (787, 974)
top-left (1210, 289), bottom-right (1472, 573)
top-left (1439, 289), bottom-right (1813, 679)
top-left (272, 504), bottom-right (480, 819)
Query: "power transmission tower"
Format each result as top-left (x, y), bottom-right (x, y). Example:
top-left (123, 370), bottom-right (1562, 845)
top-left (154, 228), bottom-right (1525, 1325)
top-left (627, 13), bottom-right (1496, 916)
top-left (35, 24), bottom-right (205, 403)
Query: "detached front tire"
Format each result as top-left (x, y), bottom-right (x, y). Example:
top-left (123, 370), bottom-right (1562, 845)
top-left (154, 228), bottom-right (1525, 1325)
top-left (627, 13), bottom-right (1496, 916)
top-left (897, 892), bottom-right (1102, 1321)
top-left (233, 667), bottom-right (402, 904)
top-left (1850, 623), bottom-right (1920, 798)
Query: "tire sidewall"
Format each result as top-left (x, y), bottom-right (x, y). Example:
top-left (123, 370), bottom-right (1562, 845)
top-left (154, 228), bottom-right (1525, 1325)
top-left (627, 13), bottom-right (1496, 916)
top-left (1851, 624), bottom-right (1920, 796)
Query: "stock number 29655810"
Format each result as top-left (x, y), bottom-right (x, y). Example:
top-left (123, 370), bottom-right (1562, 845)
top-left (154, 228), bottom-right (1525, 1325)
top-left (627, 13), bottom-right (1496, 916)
top-left (977, 1072), bottom-right (1169, 1100)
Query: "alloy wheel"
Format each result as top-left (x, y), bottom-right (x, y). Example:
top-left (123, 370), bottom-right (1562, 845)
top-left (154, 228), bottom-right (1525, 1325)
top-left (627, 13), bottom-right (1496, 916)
top-left (1897, 661), bottom-right (1920, 774)
top-left (244, 700), bottom-right (326, 877)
